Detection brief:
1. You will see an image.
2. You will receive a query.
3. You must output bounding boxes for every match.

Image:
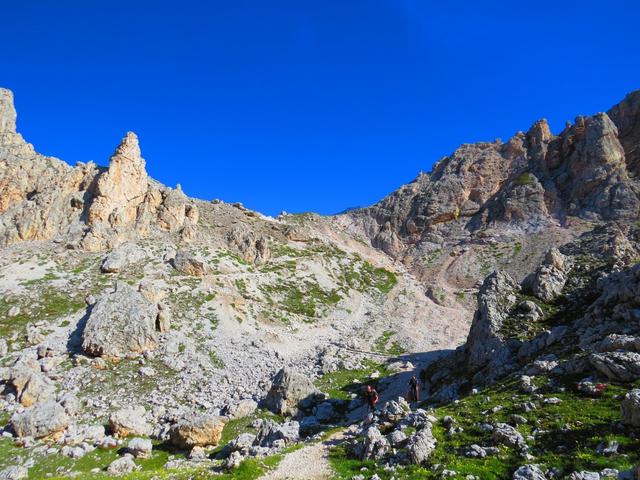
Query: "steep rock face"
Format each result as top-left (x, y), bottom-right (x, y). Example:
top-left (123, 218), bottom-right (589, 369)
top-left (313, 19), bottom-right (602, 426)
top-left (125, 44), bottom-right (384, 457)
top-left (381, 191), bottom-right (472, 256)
top-left (344, 92), bottom-right (640, 261)
top-left (608, 90), bottom-right (640, 175)
top-left (0, 89), bottom-right (98, 246)
top-left (546, 113), bottom-right (638, 220)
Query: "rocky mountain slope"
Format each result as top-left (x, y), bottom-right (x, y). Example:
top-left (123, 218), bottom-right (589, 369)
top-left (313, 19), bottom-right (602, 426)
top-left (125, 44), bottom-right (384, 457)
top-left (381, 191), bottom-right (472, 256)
top-left (0, 86), bottom-right (640, 479)
top-left (0, 87), bottom-right (466, 479)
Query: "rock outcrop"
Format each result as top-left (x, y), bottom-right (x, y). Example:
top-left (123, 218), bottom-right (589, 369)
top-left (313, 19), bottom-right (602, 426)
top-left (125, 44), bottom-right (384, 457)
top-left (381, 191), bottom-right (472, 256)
top-left (101, 243), bottom-right (147, 273)
top-left (0, 88), bottom-right (198, 251)
top-left (465, 271), bottom-right (519, 379)
top-left (528, 248), bottom-right (571, 302)
top-left (344, 96), bottom-right (640, 263)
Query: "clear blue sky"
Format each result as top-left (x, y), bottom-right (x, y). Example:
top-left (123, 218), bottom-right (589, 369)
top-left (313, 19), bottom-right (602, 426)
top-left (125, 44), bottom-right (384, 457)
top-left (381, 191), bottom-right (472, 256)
top-left (2, 1), bottom-right (639, 215)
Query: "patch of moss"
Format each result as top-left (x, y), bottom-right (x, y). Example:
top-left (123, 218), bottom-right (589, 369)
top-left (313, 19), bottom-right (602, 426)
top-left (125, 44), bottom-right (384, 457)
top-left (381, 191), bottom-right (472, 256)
top-left (259, 280), bottom-right (341, 320)
top-left (514, 172), bottom-right (536, 186)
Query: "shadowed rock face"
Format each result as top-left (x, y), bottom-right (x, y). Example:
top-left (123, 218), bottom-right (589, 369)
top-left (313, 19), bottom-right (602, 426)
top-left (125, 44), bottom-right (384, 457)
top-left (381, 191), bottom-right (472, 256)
top-left (609, 90), bottom-right (640, 175)
top-left (344, 91), bottom-right (640, 259)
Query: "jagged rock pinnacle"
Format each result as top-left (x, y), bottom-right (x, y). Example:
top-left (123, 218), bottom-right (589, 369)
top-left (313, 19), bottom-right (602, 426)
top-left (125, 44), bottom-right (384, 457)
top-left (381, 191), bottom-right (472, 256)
top-left (111, 131), bottom-right (144, 168)
top-left (86, 132), bottom-right (149, 228)
top-left (0, 88), bottom-right (17, 134)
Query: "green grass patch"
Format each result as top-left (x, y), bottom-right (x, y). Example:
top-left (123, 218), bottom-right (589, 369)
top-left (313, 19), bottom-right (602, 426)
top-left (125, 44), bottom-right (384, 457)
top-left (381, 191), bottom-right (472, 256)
top-left (330, 375), bottom-right (640, 479)
top-left (373, 331), bottom-right (406, 356)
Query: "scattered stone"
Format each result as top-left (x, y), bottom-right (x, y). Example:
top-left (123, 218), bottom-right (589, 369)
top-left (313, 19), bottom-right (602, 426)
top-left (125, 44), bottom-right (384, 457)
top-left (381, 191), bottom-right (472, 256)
top-left (512, 464), bottom-right (547, 480)
top-left (596, 440), bottom-right (619, 456)
top-left (0, 466), bottom-right (29, 480)
top-left (109, 406), bottom-right (152, 437)
top-left (621, 389), bottom-right (640, 427)
top-left (107, 454), bottom-right (138, 475)
top-left (253, 419), bottom-right (299, 447)
top-left (519, 376), bottom-right (538, 394)
top-left (464, 444), bottom-right (487, 458)
top-left (127, 437), bottom-right (153, 458)
top-left (226, 399), bottom-right (258, 419)
top-left (568, 472), bottom-right (600, 480)
top-left (188, 445), bottom-right (208, 461)
top-left (492, 423), bottom-right (525, 449)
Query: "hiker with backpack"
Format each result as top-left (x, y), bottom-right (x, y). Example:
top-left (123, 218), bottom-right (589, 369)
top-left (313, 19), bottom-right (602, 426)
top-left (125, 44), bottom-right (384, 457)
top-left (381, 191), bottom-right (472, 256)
top-left (407, 374), bottom-right (419, 403)
top-left (365, 384), bottom-right (379, 413)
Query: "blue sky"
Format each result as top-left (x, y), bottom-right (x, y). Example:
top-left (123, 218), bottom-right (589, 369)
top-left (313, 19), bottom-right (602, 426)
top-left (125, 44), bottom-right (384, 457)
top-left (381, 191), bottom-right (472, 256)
top-left (2, 1), bottom-right (639, 215)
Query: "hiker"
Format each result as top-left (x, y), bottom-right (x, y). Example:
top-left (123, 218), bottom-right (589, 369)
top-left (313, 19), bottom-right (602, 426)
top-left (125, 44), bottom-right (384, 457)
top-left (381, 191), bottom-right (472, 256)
top-left (365, 384), bottom-right (379, 413)
top-left (407, 374), bottom-right (419, 402)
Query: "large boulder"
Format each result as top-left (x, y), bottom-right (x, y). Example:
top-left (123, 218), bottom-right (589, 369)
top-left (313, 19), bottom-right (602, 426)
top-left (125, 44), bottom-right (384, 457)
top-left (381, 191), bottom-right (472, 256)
top-left (107, 454), bottom-right (138, 476)
top-left (263, 367), bottom-right (322, 416)
top-left (101, 243), bottom-right (147, 273)
top-left (590, 351), bottom-right (640, 382)
top-left (621, 389), bottom-right (640, 427)
top-left (529, 248), bottom-right (571, 302)
top-left (169, 413), bottom-right (225, 449)
top-left (81, 281), bottom-right (157, 359)
top-left (10, 401), bottom-right (69, 439)
top-left (171, 250), bottom-right (210, 276)
top-left (492, 423), bottom-right (526, 449)
top-left (406, 424), bottom-right (437, 465)
top-left (109, 406), bottom-right (152, 437)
